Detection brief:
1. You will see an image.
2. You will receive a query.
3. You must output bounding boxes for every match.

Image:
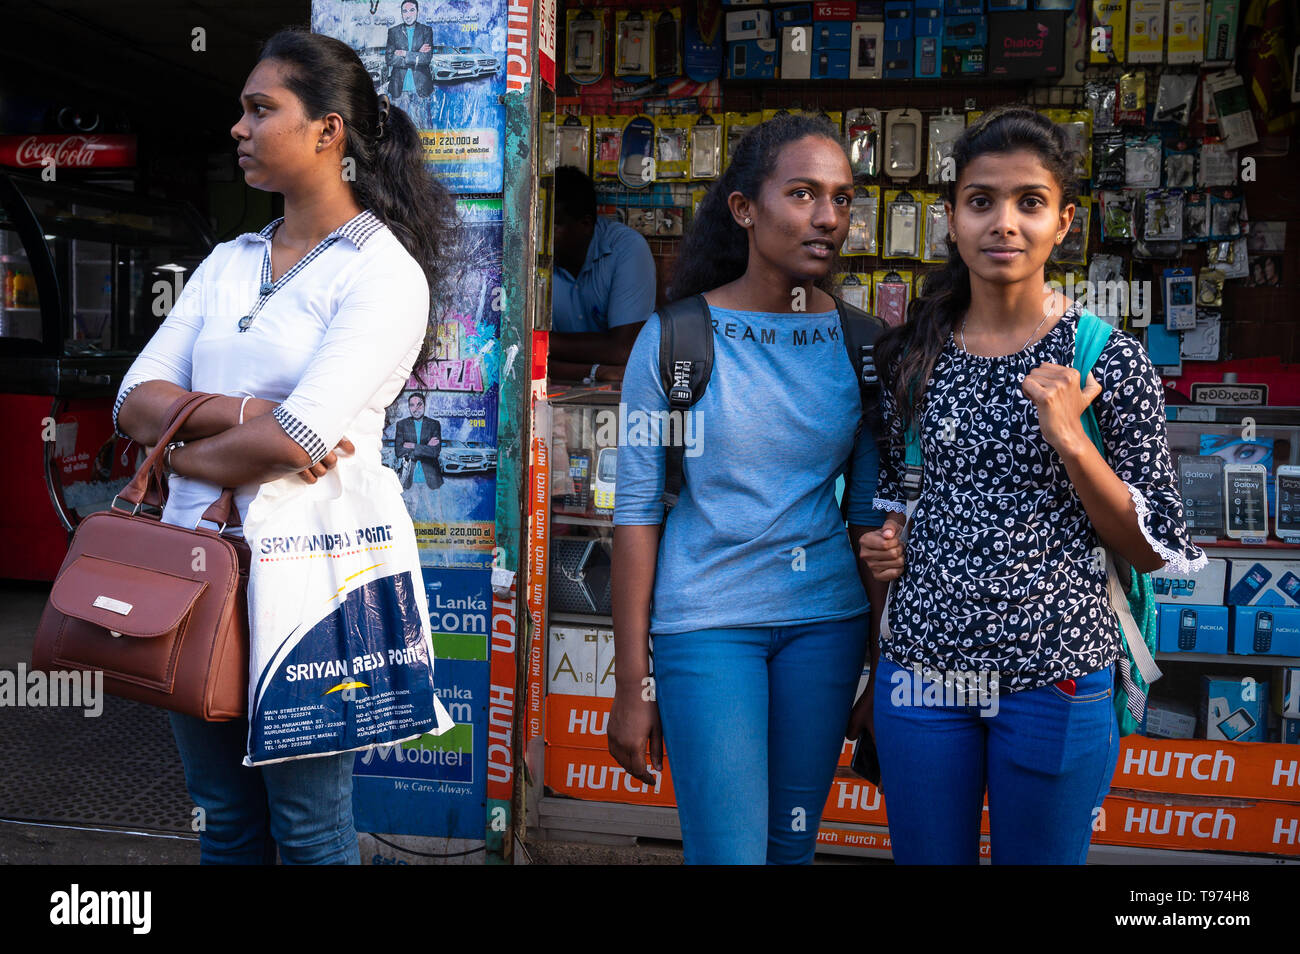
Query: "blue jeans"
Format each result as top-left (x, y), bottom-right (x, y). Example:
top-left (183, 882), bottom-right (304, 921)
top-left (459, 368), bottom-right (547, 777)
top-left (169, 712), bottom-right (360, 865)
top-left (872, 656), bottom-right (1120, 864)
top-left (653, 613), bottom-right (869, 865)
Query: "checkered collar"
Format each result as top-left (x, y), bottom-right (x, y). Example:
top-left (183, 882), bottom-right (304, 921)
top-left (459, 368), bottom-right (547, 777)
top-left (239, 209), bottom-right (385, 250)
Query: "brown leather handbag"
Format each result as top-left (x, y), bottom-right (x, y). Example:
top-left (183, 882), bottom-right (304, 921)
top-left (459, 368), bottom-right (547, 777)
top-left (32, 392), bottom-right (250, 721)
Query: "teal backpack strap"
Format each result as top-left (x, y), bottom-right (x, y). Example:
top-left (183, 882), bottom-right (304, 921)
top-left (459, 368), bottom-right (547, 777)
top-left (1072, 310), bottom-right (1113, 451)
top-left (902, 426), bottom-right (923, 500)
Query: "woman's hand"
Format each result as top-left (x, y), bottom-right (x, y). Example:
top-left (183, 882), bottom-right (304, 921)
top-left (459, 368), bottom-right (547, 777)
top-left (1021, 363), bottom-right (1101, 456)
top-left (859, 519), bottom-right (905, 581)
top-left (845, 678), bottom-right (875, 743)
top-left (295, 436), bottom-right (355, 483)
top-left (607, 681), bottom-right (663, 785)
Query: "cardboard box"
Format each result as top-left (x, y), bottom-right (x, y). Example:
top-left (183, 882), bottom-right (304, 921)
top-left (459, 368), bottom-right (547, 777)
top-left (883, 38), bottom-right (914, 74)
top-left (1093, 795), bottom-right (1300, 856)
top-left (1284, 717), bottom-right (1300, 744)
top-left (727, 38), bottom-right (779, 77)
top-left (1201, 674), bottom-right (1269, 742)
top-left (545, 693), bottom-right (611, 748)
top-left (1227, 559), bottom-right (1300, 606)
top-left (1205, 0), bottom-right (1239, 63)
top-left (944, 12), bottom-right (987, 45)
top-left (945, 0), bottom-right (983, 13)
top-left (1158, 604), bottom-right (1229, 654)
top-left (1233, 607), bottom-right (1300, 656)
top-left (726, 9), bottom-right (773, 40)
top-left (914, 34), bottom-right (942, 75)
top-left (812, 20), bottom-right (853, 47)
top-left (811, 48), bottom-right (851, 76)
top-left (775, 2), bottom-right (815, 26)
top-left (815, 0), bottom-right (859, 18)
top-left (942, 43), bottom-right (986, 74)
top-left (547, 624), bottom-right (600, 695)
top-left (545, 744), bottom-right (675, 806)
top-left (884, 1), bottom-right (915, 38)
top-left (915, 0), bottom-right (944, 34)
top-left (1143, 697), bottom-right (1198, 739)
top-left (782, 27), bottom-right (814, 76)
top-left (1152, 558), bottom-right (1229, 604)
top-left (858, 0), bottom-right (887, 16)
top-left (987, 10), bottom-right (1066, 78)
top-left (1276, 667), bottom-right (1300, 718)
top-left (1116, 736), bottom-right (1300, 800)
top-left (850, 20), bottom-right (886, 76)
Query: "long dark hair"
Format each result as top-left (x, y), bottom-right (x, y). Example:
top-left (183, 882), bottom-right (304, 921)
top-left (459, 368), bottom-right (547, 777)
top-left (258, 28), bottom-right (459, 375)
top-left (876, 105), bottom-right (1080, 436)
top-left (669, 113), bottom-right (847, 301)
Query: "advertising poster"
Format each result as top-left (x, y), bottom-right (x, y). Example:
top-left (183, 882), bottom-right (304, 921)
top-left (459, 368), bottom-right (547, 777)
top-left (311, 0), bottom-right (506, 193)
top-left (381, 198), bottom-right (502, 570)
top-left (352, 656), bottom-right (489, 839)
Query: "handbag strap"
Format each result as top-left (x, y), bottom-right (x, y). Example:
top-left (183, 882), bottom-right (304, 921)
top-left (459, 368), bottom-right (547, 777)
top-left (116, 392), bottom-right (242, 529)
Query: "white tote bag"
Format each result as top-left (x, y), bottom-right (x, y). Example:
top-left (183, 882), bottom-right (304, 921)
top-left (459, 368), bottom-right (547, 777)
top-left (241, 454), bottom-right (453, 766)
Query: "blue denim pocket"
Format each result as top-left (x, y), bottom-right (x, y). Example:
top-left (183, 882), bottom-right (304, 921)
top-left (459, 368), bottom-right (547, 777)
top-left (1047, 666), bottom-right (1114, 704)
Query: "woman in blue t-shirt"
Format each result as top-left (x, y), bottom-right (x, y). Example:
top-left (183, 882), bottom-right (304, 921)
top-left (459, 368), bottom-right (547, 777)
top-left (609, 114), bottom-right (887, 864)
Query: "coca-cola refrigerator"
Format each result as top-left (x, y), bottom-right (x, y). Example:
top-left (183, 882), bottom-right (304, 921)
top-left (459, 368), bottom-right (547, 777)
top-left (0, 170), bottom-right (213, 580)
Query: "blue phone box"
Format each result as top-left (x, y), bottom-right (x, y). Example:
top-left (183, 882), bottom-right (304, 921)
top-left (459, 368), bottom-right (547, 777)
top-left (915, 0), bottom-right (944, 35)
top-left (812, 21), bottom-right (852, 48)
top-left (811, 48), bottom-right (851, 75)
top-left (727, 39), bottom-right (779, 77)
top-left (882, 38), bottom-right (914, 74)
top-left (775, 3), bottom-right (815, 26)
top-left (884, 1), bottom-right (915, 39)
top-left (1158, 605), bottom-right (1229, 654)
top-left (914, 34), bottom-right (942, 75)
top-left (1201, 674), bottom-right (1269, 742)
top-left (1232, 606), bottom-right (1300, 656)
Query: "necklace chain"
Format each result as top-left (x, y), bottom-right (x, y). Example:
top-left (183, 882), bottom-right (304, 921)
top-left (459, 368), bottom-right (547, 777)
top-left (959, 309), bottom-right (1054, 355)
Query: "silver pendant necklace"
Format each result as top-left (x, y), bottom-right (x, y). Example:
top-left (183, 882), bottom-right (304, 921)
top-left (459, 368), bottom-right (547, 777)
top-left (959, 308), bottom-right (1053, 355)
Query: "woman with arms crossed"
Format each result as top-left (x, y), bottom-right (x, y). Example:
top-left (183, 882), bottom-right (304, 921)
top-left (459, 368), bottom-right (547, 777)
top-left (115, 29), bottom-right (457, 864)
top-left (853, 106), bottom-right (1204, 864)
top-left (608, 114), bottom-right (888, 864)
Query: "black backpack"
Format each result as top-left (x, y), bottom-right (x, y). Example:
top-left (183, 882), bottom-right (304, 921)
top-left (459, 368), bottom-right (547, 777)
top-left (656, 294), bottom-right (885, 511)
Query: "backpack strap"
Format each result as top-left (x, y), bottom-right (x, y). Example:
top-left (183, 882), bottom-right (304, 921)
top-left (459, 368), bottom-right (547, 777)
top-left (1072, 309), bottom-right (1114, 452)
top-left (657, 294), bottom-right (714, 511)
top-left (834, 297), bottom-right (884, 424)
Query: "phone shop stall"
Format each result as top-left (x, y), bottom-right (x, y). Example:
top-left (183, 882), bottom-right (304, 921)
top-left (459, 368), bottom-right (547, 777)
top-left (518, 0), bottom-right (1300, 862)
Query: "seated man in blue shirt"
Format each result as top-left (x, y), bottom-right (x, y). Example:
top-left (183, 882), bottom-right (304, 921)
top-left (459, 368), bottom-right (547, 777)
top-left (550, 165), bottom-right (657, 385)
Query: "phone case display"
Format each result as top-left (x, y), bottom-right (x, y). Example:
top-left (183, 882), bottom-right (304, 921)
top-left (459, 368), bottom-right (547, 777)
top-left (1166, 0), bottom-right (1204, 64)
top-left (921, 196), bottom-right (949, 262)
top-left (883, 108), bottom-right (921, 179)
top-left (1116, 71), bottom-right (1146, 123)
top-left (837, 272), bottom-right (872, 311)
top-left (688, 115), bottom-right (723, 179)
top-left (566, 9), bottom-right (606, 84)
top-left (1163, 267), bottom-right (1197, 329)
top-left (592, 116), bottom-right (623, 178)
top-left (1277, 468), bottom-right (1300, 541)
top-left (615, 11), bottom-right (654, 76)
top-left (654, 9), bottom-right (684, 77)
top-left (1154, 72), bottom-right (1198, 124)
top-left (1203, 70), bottom-right (1259, 149)
top-left (724, 111), bottom-right (764, 167)
top-left (540, 113), bottom-right (557, 175)
top-left (849, 20), bottom-right (884, 78)
top-left (1099, 191), bottom-right (1135, 242)
top-left (843, 187), bottom-right (880, 256)
top-left (926, 112), bottom-right (963, 184)
top-left (617, 115), bottom-right (657, 188)
top-left (1142, 190), bottom-right (1184, 243)
top-left (557, 115), bottom-right (592, 174)
top-left (882, 190), bottom-right (920, 259)
top-left (655, 115), bottom-right (692, 179)
top-left (1051, 197), bottom-right (1089, 265)
top-left (845, 108), bottom-right (881, 179)
top-left (873, 269), bottom-right (912, 327)
top-left (1205, 0), bottom-right (1240, 64)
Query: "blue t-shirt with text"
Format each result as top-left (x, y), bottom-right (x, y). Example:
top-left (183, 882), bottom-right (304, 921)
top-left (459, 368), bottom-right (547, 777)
top-left (614, 304), bottom-right (883, 635)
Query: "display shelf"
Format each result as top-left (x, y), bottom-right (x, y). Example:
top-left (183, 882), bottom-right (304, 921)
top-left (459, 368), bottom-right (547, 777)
top-left (551, 611), bottom-right (613, 627)
top-left (553, 513), bottom-right (613, 526)
top-left (1086, 844), bottom-right (1300, 865)
top-left (1156, 651), bottom-right (1300, 666)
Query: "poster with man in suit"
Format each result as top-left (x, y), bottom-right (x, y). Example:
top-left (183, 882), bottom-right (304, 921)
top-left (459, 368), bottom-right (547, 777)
top-left (386, 0), bottom-right (435, 98)
top-left (394, 391), bottom-right (444, 520)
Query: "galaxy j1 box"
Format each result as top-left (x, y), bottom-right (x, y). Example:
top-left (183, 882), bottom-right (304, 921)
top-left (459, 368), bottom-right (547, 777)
top-left (1201, 674), bottom-right (1268, 742)
top-left (1158, 605), bottom-right (1229, 654)
top-left (1232, 607), bottom-right (1300, 656)
top-left (986, 10), bottom-right (1065, 78)
top-left (1151, 557), bottom-right (1228, 605)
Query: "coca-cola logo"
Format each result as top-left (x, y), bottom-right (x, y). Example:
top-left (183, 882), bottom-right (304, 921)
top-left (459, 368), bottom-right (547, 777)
top-left (0, 134), bottom-right (136, 169)
top-left (16, 136), bottom-right (101, 167)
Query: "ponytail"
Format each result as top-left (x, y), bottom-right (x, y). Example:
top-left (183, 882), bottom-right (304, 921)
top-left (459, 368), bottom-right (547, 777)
top-left (258, 28), bottom-right (459, 377)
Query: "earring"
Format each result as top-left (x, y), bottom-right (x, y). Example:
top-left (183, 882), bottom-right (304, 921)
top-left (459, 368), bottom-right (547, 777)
top-left (744, 217), bottom-right (752, 225)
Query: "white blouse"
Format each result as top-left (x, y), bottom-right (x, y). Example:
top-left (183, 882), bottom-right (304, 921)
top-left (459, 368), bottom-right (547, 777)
top-left (114, 210), bottom-right (429, 534)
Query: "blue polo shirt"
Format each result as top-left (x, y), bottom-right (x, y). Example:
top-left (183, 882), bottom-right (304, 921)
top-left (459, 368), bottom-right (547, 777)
top-left (552, 217), bottom-right (656, 334)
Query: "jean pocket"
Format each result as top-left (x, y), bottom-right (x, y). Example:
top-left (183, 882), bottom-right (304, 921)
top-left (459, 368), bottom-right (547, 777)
top-left (1047, 667), bottom-right (1113, 704)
